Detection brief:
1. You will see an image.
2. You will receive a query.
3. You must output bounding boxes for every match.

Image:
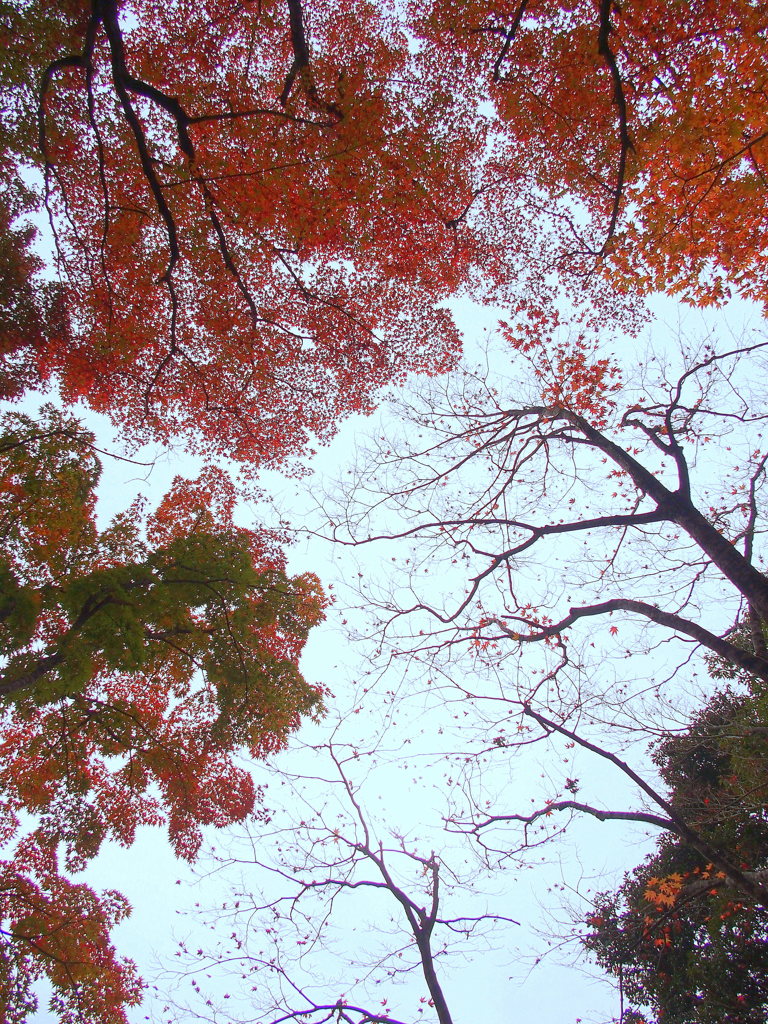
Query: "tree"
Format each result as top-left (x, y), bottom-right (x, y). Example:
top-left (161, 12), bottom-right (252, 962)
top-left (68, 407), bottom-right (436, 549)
top-left (326, 333), bottom-right (768, 715)
top-left (153, 639), bottom-right (768, 1023)
top-left (6, 1), bottom-right (768, 472)
top-left (453, 695), bottom-right (768, 902)
top-left (162, 735), bottom-right (518, 1024)
top-left (0, 404), bottom-right (326, 1021)
top-left (305, 328), bottom-right (768, 1017)
top-left (583, 688), bottom-right (768, 1024)
top-left (4, 0), bottom-right (479, 467)
top-left (0, 191), bottom-right (65, 402)
top-left (0, 837), bottom-right (142, 1024)
top-left (2, 3), bottom-right (768, 1020)
top-left (411, 0), bottom-right (768, 307)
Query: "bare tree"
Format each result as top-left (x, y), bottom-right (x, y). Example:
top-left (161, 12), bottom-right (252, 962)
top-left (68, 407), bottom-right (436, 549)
top-left (158, 731), bottom-right (519, 1024)
top-left (294, 329), bottom-right (768, 1020)
top-left (451, 701), bottom-right (768, 902)
top-left (321, 332), bottom-right (768, 730)
top-left (155, 330), bottom-right (768, 1024)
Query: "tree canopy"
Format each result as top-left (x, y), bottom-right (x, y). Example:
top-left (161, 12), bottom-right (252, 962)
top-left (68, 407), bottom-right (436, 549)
top-left (585, 687), bottom-right (768, 1024)
top-left (2, 0), bottom-right (768, 1021)
top-left (0, 406), bottom-right (324, 1021)
top-left (4, 1), bottom-right (768, 463)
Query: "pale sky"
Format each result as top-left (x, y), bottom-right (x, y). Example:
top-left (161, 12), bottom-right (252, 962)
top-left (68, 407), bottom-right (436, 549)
top-left (23, 291), bottom-right (764, 1024)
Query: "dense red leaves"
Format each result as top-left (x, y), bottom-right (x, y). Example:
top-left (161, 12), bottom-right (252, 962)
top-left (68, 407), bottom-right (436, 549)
top-left (410, 0), bottom-right (768, 307)
top-left (0, 835), bottom-right (142, 1024)
top-left (3, 0), bottom-right (765, 459)
top-left (7, 0), bottom-right (480, 467)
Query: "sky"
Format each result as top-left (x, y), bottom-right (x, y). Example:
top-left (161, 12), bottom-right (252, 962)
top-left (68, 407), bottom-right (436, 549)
top-left (19, 293), bottom-right (760, 1024)
top-left (12, 244), bottom-right (763, 1023)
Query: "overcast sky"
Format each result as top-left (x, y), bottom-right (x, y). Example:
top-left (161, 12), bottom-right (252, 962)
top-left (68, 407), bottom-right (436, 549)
top-left (23, 291), bottom-right (764, 1024)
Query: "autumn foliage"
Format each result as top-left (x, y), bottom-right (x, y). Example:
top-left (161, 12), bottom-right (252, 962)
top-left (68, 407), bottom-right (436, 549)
top-left (3, 1), bottom-right (767, 468)
top-left (411, 0), bottom-right (768, 307)
top-left (0, 406), bottom-right (324, 1020)
top-left (2, 0), bottom-right (480, 466)
top-left (1, 0), bottom-right (767, 1019)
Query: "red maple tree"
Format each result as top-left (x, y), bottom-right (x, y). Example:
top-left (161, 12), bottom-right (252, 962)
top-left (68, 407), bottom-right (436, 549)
top-left (4, 0), bottom-right (486, 467)
top-left (0, 406), bottom-right (325, 1020)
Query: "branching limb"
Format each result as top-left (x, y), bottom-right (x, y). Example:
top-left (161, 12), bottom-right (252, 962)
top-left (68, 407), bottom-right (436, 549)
top-left (490, 0), bottom-right (530, 83)
top-left (490, 597), bottom-right (768, 685)
top-left (522, 705), bottom-right (768, 905)
top-left (596, 0), bottom-right (633, 247)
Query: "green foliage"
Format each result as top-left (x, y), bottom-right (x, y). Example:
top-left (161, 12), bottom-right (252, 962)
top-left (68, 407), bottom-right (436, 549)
top-left (584, 689), bottom-right (768, 1023)
top-left (0, 406), bottom-right (325, 1020)
top-left (0, 406), bottom-right (325, 722)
